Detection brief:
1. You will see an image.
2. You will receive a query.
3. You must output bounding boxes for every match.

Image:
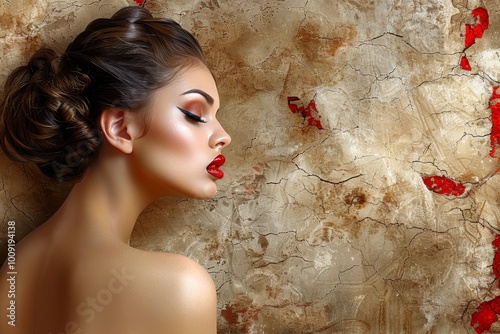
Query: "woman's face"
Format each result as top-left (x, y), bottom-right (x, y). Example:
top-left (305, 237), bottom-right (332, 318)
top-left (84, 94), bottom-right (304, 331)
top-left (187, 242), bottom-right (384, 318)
top-left (130, 64), bottom-right (231, 199)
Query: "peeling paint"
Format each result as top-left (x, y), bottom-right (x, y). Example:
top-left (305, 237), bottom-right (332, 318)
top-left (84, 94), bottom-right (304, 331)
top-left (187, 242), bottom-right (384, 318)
top-left (287, 97), bottom-right (323, 130)
top-left (489, 86), bottom-right (500, 160)
top-left (461, 7), bottom-right (489, 71)
top-left (465, 8), bottom-right (489, 49)
top-left (422, 175), bottom-right (466, 197)
top-left (460, 55), bottom-right (472, 71)
top-left (471, 235), bottom-right (500, 333)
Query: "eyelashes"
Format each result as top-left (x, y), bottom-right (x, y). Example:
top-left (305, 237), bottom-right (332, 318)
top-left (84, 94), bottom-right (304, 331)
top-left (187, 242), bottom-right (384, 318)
top-left (177, 106), bottom-right (206, 123)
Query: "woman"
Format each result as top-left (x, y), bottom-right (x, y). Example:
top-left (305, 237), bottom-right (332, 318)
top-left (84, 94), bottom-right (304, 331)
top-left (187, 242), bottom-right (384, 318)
top-left (0, 6), bottom-right (230, 334)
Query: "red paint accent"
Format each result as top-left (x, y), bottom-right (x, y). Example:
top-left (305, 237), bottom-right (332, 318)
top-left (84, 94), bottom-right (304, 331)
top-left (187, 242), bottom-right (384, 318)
top-left (493, 235), bottom-right (500, 285)
top-left (489, 87), bottom-right (500, 159)
top-left (134, 0), bottom-right (144, 5)
top-left (220, 303), bottom-right (260, 329)
top-left (287, 96), bottom-right (305, 114)
top-left (460, 55), bottom-right (472, 71)
top-left (303, 100), bottom-right (323, 130)
top-left (471, 235), bottom-right (500, 333)
top-left (471, 299), bottom-right (500, 333)
top-left (221, 304), bottom-right (239, 325)
top-left (462, 8), bottom-right (488, 71)
top-left (422, 175), bottom-right (465, 196)
top-left (460, 8), bottom-right (498, 333)
top-left (287, 96), bottom-right (323, 130)
top-left (465, 8), bottom-right (489, 48)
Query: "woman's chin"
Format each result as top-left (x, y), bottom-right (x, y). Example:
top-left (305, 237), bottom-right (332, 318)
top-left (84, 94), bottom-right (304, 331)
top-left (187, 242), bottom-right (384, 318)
top-left (194, 186), bottom-right (218, 200)
top-left (168, 183), bottom-right (218, 200)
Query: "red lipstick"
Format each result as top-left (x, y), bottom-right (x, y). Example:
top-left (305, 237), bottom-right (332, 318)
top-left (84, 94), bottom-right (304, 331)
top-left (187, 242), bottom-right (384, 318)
top-left (207, 154), bottom-right (226, 179)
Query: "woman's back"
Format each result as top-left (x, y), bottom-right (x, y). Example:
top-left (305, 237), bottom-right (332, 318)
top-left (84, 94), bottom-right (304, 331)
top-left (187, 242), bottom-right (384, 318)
top-left (0, 219), bottom-right (117, 333)
top-left (0, 218), bottom-right (217, 334)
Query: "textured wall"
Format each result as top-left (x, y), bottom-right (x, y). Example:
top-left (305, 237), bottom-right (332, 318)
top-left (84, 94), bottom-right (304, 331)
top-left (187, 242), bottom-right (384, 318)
top-left (1, 0), bottom-right (500, 333)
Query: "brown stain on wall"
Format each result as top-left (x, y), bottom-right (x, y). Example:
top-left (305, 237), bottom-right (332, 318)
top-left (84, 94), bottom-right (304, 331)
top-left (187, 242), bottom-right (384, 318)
top-left (295, 22), bottom-right (326, 63)
top-left (0, 6), bottom-right (47, 78)
top-left (280, 19), bottom-right (358, 103)
top-left (0, 13), bottom-right (22, 34)
top-left (202, 10), bottom-right (359, 102)
top-left (383, 192), bottom-right (398, 206)
top-left (200, 0), bottom-right (220, 10)
top-left (221, 300), bottom-right (260, 332)
top-left (206, 237), bottom-right (226, 263)
top-left (320, 221), bottom-right (337, 244)
top-left (295, 22), bottom-right (352, 63)
top-left (344, 187), bottom-right (368, 207)
top-left (258, 234), bottom-right (269, 251)
top-left (294, 21), bottom-right (357, 60)
top-left (308, 222), bottom-right (336, 246)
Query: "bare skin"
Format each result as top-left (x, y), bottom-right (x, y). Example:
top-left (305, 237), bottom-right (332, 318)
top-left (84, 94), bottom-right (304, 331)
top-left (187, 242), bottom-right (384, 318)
top-left (0, 64), bottom-right (231, 334)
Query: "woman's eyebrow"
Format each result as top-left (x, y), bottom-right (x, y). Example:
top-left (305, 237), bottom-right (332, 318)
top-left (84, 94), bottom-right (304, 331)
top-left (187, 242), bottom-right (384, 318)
top-left (181, 89), bottom-right (214, 105)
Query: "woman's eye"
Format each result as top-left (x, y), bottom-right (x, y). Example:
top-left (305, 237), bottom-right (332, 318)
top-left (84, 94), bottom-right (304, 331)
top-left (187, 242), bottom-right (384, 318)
top-left (177, 107), bottom-right (206, 123)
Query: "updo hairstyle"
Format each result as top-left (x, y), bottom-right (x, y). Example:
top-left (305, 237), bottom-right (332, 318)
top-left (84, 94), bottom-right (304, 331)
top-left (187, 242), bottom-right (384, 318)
top-left (0, 6), bottom-right (207, 182)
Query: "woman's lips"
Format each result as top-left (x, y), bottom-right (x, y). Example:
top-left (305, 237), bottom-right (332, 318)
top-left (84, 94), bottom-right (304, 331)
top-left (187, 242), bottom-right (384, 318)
top-left (207, 154), bottom-right (226, 179)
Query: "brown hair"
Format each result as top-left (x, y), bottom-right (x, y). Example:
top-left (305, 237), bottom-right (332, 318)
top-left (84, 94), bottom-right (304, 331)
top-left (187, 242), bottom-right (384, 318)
top-left (0, 6), bottom-right (206, 182)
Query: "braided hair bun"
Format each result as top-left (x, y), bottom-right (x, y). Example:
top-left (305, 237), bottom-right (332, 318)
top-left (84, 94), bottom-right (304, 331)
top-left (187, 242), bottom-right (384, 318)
top-left (0, 49), bottom-right (101, 182)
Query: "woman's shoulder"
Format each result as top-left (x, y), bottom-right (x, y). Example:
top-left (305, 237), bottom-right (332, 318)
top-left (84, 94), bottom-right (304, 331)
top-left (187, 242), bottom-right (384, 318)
top-left (130, 249), bottom-right (216, 295)
top-left (124, 249), bottom-right (218, 334)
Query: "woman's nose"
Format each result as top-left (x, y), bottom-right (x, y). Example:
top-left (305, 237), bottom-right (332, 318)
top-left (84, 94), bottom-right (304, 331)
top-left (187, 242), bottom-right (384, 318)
top-left (210, 121), bottom-right (231, 150)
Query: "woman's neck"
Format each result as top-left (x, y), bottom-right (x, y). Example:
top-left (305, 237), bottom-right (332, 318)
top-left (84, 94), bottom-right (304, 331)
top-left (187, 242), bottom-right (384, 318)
top-left (48, 146), bottom-right (157, 245)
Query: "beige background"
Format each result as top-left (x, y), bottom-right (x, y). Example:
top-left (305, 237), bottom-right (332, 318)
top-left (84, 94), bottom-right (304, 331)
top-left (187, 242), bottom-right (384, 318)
top-left (1, 0), bottom-right (500, 333)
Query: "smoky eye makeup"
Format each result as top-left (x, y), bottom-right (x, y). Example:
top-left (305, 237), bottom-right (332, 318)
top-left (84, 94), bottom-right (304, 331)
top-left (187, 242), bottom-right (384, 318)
top-left (176, 106), bottom-right (207, 123)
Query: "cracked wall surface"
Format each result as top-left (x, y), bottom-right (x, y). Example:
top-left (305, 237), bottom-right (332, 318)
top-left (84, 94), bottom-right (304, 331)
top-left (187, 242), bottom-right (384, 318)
top-left (1, 0), bottom-right (500, 333)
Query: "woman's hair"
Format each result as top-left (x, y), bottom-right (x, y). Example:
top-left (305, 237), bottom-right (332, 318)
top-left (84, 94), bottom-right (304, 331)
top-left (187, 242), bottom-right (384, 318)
top-left (0, 6), bottom-right (206, 182)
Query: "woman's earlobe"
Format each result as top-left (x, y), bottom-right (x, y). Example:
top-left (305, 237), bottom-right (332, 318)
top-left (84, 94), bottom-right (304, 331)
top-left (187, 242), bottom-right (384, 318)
top-left (99, 108), bottom-right (136, 154)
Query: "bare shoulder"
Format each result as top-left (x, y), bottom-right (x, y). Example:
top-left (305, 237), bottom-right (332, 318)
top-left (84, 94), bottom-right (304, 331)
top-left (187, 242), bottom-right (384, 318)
top-left (129, 250), bottom-right (217, 334)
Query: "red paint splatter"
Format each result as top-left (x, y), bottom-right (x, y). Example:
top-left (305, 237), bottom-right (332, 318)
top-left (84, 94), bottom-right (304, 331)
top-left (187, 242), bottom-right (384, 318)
top-left (471, 299), bottom-right (500, 334)
top-left (460, 55), bottom-right (472, 71)
top-left (493, 235), bottom-right (500, 284)
top-left (287, 96), bottom-right (323, 130)
top-left (465, 8), bottom-right (489, 48)
top-left (134, 0), bottom-right (145, 5)
top-left (489, 87), bottom-right (500, 159)
top-left (221, 302), bottom-right (260, 331)
top-left (221, 304), bottom-right (240, 325)
top-left (471, 235), bottom-right (500, 333)
top-left (461, 8), bottom-right (489, 71)
top-left (422, 175), bottom-right (466, 196)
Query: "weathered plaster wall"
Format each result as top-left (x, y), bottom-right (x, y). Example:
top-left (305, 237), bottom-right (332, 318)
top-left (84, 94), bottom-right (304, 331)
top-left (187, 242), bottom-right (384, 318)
top-left (1, 0), bottom-right (500, 333)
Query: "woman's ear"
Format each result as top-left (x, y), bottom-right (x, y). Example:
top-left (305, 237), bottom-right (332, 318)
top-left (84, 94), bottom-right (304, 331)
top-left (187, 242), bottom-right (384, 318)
top-left (99, 108), bottom-right (142, 154)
